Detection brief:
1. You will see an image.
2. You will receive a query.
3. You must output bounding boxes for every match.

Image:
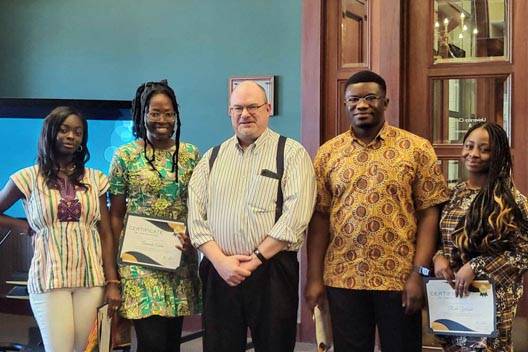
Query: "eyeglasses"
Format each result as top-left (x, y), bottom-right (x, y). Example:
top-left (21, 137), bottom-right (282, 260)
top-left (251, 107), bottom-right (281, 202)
top-left (147, 111), bottom-right (177, 121)
top-left (344, 94), bottom-right (384, 106)
top-left (229, 103), bottom-right (267, 115)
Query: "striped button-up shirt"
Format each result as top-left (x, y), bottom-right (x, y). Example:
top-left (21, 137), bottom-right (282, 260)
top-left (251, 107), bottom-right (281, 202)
top-left (188, 129), bottom-right (316, 255)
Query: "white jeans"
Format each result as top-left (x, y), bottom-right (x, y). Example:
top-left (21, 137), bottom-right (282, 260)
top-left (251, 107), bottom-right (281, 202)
top-left (30, 287), bottom-right (104, 352)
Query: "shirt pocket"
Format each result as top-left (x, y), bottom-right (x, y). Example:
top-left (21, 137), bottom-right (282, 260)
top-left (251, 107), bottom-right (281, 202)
top-left (247, 174), bottom-right (279, 212)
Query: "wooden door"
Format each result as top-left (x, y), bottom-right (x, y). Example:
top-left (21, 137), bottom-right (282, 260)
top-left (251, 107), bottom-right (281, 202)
top-left (301, 0), bottom-right (528, 346)
top-left (404, 0), bottom-right (528, 347)
top-left (322, 0), bottom-right (403, 143)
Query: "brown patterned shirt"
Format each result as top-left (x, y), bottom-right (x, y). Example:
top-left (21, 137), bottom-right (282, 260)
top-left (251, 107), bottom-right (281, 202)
top-left (314, 124), bottom-right (449, 290)
top-left (437, 182), bottom-right (528, 351)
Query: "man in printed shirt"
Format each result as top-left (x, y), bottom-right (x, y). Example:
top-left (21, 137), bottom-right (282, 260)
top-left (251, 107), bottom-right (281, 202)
top-left (304, 70), bottom-right (449, 351)
top-left (188, 80), bottom-right (316, 352)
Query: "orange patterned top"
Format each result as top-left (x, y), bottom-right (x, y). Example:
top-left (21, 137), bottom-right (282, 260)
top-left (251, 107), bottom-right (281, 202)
top-left (314, 124), bottom-right (449, 290)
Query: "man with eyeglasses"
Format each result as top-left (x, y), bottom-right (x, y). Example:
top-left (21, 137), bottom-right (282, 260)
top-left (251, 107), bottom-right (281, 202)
top-left (188, 80), bottom-right (316, 351)
top-left (304, 70), bottom-right (449, 351)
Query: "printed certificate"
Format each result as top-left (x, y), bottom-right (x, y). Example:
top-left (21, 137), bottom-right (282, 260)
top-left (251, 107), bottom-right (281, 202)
top-left (118, 214), bottom-right (184, 271)
top-left (425, 278), bottom-right (497, 337)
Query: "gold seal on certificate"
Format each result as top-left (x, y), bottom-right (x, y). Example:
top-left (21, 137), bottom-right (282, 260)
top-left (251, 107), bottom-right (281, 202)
top-left (425, 279), bottom-right (497, 337)
top-left (118, 214), bottom-right (184, 271)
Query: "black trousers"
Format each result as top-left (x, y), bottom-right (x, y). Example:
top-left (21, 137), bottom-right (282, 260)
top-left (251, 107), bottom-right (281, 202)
top-left (199, 251), bottom-right (299, 352)
top-left (133, 315), bottom-right (184, 352)
top-left (326, 287), bottom-right (421, 352)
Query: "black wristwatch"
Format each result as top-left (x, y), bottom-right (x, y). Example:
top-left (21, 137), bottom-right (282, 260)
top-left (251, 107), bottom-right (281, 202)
top-left (414, 265), bottom-right (431, 277)
top-left (253, 248), bottom-right (268, 264)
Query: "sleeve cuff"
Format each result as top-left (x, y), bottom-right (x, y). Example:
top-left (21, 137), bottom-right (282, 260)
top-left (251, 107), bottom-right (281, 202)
top-left (468, 257), bottom-right (486, 276)
top-left (190, 235), bottom-right (215, 249)
top-left (267, 224), bottom-right (298, 247)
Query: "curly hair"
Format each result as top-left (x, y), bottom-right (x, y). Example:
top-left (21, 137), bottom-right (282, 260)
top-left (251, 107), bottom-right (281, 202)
top-left (37, 106), bottom-right (90, 190)
top-left (452, 122), bottom-right (528, 266)
top-left (131, 80), bottom-right (181, 182)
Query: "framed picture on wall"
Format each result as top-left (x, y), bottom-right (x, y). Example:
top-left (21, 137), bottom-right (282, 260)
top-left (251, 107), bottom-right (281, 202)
top-left (228, 76), bottom-right (275, 115)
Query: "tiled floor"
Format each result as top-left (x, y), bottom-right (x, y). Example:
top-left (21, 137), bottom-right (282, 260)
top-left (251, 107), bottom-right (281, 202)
top-left (2, 312), bottom-right (527, 351)
top-left (0, 313), bottom-right (316, 351)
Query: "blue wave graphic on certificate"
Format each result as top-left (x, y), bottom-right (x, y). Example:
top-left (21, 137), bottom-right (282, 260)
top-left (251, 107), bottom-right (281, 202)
top-left (432, 319), bottom-right (475, 332)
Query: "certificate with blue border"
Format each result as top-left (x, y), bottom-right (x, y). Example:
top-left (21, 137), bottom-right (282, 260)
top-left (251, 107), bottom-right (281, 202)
top-left (118, 214), bottom-right (184, 271)
top-left (425, 278), bottom-right (497, 337)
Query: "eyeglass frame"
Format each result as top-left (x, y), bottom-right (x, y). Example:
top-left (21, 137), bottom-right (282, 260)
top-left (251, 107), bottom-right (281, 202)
top-left (229, 103), bottom-right (268, 115)
top-left (344, 94), bottom-right (386, 106)
top-left (146, 111), bottom-right (177, 121)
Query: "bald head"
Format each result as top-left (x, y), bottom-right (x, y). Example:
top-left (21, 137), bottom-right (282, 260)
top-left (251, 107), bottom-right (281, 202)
top-left (229, 80), bottom-right (271, 148)
top-left (230, 81), bottom-right (268, 105)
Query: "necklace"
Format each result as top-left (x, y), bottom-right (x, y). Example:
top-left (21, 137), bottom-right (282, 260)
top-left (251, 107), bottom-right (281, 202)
top-left (59, 164), bottom-right (76, 176)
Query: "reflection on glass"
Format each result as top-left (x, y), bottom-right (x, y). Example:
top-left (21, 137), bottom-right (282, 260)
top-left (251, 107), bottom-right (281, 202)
top-left (433, 0), bottom-right (507, 63)
top-left (341, 0), bottom-right (368, 66)
top-left (439, 159), bottom-right (469, 188)
top-left (432, 77), bottom-right (509, 144)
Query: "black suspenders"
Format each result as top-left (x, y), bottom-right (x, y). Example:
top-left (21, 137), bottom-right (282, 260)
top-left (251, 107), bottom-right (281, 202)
top-left (209, 135), bottom-right (287, 223)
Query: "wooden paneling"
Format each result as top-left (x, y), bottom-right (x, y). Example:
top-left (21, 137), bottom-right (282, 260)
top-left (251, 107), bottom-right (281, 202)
top-left (405, 0), bottom-right (528, 322)
top-left (301, 0), bottom-right (528, 345)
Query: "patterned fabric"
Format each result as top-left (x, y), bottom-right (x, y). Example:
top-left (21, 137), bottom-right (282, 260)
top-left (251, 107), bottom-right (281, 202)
top-left (109, 140), bottom-right (201, 319)
top-left (10, 166), bottom-right (109, 294)
top-left (436, 181), bottom-right (528, 351)
top-left (57, 178), bottom-right (82, 222)
top-left (188, 128), bottom-right (316, 255)
top-left (314, 124), bottom-right (449, 290)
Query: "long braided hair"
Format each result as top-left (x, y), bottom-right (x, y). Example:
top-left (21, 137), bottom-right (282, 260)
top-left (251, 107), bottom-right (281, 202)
top-left (452, 122), bottom-right (528, 266)
top-left (38, 106), bottom-right (90, 190)
top-left (131, 80), bottom-right (181, 182)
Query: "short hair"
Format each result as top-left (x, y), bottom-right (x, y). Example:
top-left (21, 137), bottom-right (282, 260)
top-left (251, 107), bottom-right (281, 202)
top-left (344, 70), bottom-right (387, 94)
top-left (231, 81), bottom-right (268, 104)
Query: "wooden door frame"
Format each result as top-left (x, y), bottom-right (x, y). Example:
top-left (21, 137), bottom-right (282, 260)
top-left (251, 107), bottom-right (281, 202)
top-left (301, 0), bottom-right (528, 344)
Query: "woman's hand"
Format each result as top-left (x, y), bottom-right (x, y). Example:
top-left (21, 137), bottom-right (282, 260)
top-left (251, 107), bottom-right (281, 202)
top-left (433, 254), bottom-right (455, 288)
top-left (454, 262), bottom-right (475, 297)
top-left (175, 230), bottom-right (193, 252)
top-left (105, 283), bottom-right (122, 317)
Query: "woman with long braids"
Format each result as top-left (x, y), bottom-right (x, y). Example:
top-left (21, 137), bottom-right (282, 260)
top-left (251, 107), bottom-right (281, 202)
top-left (433, 122), bottom-right (528, 351)
top-left (0, 106), bottom-right (121, 352)
top-left (109, 80), bottom-right (201, 352)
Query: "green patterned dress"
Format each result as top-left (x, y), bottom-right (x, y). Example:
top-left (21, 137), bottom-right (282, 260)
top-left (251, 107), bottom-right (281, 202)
top-left (109, 140), bottom-right (201, 319)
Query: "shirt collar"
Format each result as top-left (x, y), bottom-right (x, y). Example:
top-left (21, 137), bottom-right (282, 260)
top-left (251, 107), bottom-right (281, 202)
top-left (233, 128), bottom-right (272, 152)
top-left (349, 122), bottom-right (389, 146)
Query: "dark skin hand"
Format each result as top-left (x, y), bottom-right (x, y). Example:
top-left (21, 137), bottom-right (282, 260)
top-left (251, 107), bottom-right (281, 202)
top-left (433, 254), bottom-right (455, 288)
top-left (304, 211), bottom-right (330, 312)
top-left (402, 206), bottom-right (440, 314)
top-left (454, 262), bottom-right (475, 297)
top-left (97, 195), bottom-right (122, 317)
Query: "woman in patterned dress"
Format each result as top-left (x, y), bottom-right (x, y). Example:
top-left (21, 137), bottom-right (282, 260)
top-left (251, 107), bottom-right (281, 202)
top-left (433, 122), bottom-right (528, 351)
top-left (109, 80), bottom-right (201, 352)
top-left (0, 106), bottom-right (121, 352)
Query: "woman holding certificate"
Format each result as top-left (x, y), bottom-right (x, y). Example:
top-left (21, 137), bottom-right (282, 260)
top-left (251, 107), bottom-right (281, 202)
top-left (0, 107), bottom-right (121, 352)
top-left (109, 80), bottom-right (201, 352)
top-left (433, 122), bottom-right (528, 351)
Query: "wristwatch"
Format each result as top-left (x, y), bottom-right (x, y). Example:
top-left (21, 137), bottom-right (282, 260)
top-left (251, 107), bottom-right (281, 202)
top-left (414, 265), bottom-right (431, 277)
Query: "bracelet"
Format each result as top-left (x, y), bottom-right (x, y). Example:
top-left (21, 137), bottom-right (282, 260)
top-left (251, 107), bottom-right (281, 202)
top-left (105, 279), bottom-right (120, 286)
top-left (253, 248), bottom-right (267, 264)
